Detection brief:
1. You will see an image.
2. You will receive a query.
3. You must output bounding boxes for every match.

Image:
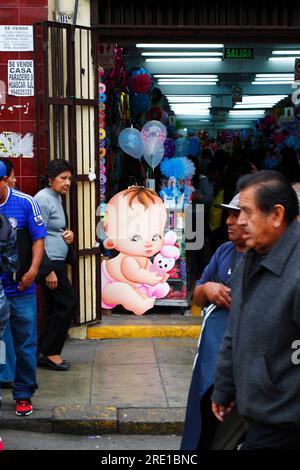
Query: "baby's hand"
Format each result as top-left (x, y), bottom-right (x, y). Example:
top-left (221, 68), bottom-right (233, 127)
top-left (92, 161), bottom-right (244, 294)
top-left (147, 272), bottom-right (163, 285)
top-left (162, 273), bottom-right (169, 282)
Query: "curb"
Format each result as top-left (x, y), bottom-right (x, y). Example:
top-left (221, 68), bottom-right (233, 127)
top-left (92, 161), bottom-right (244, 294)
top-left (1, 405), bottom-right (185, 436)
top-left (86, 325), bottom-right (201, 340)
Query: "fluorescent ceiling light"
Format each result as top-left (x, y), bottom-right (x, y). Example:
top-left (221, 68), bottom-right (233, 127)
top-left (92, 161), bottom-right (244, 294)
top-left (175, 111), bottom-right (210, 115)
top-left (171, 104), bottom-right (210, 113)
top-left (268, 57), bottom-right (299, 62)
top-left (142, 52), bottom-right (223, 57)
top-left (171, 103), bottom-right (211, 108)
top-left (256, 74), bottom-right (294, 78)
top-left (234, 104), bottom-right (274, 108)
top-left (242, 95), bottom-right (287, 101)
top-left (145, 58), bottom-right (222, 63)
top-left (255, 77), bottom-right (294, 81)
top-left (154, 74), bottom-right (218, 78)
top-left (166, 96), bottom-right (211, 102)
top-left (158, 81), bottom-right (217, 85)
top-left (272, 50), bottom-right (300, 55)
top-left (252, 81), bottom-right (294, 84)
top-left (171, 107), bottom-right (211, 113)
top-left (136, 43), bottom-right (224, 48)
top-left (198, 119), bottom-right (210, 122)
top-left (228, 116), bottom-right (264, 120)
top-left (158, 78), bottom-right (218, 82)
top-left (229, 110), bottom-right (264, 114)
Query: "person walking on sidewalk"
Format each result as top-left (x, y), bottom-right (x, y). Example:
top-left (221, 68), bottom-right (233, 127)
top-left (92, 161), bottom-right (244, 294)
top-left (0, 161), bottom-right (46, 416)
top-left (212, 171), bottom-right (300, 450)
top-left (0, 206), bottom-right (18, 449)
top-left (181, 194), bottom-right (247, 450)
top-left (35, 160), bottom-right (77, 371)
top-left (0, 158), bottom-right (18, 390)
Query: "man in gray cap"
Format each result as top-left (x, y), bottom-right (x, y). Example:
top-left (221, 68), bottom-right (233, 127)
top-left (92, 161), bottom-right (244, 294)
top-left (181, 193), bottom-right (247, 450)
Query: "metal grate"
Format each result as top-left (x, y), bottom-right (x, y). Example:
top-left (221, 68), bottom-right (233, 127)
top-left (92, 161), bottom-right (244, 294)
top-left (34, 21), bottom-right (101, 325)
top-left (98, 0), bottom-right (300, 27)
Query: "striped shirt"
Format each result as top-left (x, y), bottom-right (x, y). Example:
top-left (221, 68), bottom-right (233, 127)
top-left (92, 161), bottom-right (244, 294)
top-left (0, 187), bottom-right (47, 297)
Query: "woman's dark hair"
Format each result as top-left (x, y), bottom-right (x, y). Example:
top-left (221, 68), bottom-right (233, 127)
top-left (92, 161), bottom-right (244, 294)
top-left (0, 157), bottom-right (13, 177)
top-left (237, 170), bottom-right (299, 224)
top-left (44, 159), bottom-right (74, 186)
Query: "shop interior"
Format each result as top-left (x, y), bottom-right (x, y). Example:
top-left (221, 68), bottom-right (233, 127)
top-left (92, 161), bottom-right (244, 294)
top-left (100, 42), bottom-right (300, 311)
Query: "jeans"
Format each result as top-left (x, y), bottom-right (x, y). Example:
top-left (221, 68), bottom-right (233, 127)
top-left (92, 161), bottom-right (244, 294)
top-left (0, 294), bottom-right (37, 400)
top-left (0, 321), bottom-right (16, 382)
top-left (0, 285), bottom-right (10, 415)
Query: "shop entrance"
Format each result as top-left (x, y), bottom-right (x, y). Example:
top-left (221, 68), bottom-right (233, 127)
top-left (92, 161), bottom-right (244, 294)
top-left (97, 26), bottom-right (300, 316)
top-left (34, 18), bottom-right (300, 320)
top-left (34, 22), bottom-right (101, 325)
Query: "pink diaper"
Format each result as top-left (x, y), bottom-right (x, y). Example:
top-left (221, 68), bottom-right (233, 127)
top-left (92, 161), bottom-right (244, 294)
top-left (101, 260), bottom-right (117, 309)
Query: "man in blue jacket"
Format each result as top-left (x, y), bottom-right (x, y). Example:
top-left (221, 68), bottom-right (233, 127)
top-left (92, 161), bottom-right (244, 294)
top-left (181, 193), bottom-right (247, 450)
top-left (212, 170), bottom-right (300, 450)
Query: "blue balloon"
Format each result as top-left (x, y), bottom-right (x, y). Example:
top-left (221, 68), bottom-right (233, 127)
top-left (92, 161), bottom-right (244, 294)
top-left (118, 127), bottom-right (144, 159)
top-left (175, 138), bottom-right (189, 157)
top-left (188, 136), bottom-right (201, 156)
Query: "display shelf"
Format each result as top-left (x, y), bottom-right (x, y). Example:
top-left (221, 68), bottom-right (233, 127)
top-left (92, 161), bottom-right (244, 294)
top-left (155, 299), bottom-right (189, 307)
top-left (155, 206), bottom-right (188, 308)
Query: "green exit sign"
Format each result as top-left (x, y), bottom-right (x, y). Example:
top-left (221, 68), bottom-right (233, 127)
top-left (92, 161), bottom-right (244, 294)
top-left (224, 48), bottom-right (254, 59)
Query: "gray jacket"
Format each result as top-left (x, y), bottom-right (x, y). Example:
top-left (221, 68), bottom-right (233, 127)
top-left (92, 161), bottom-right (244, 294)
top-left (212, 219), bottom-right (300, 426)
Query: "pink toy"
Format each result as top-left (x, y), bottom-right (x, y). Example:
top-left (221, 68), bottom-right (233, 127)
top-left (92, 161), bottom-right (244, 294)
top-left (142, 231), bottom-right (180, 299)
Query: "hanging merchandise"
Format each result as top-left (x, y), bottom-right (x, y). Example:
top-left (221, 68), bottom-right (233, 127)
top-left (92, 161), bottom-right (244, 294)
top-left (160, 156), bottom-right (195, 181)
top-left (128, 67), bottom-right (153, 94)
top-left (99, 65), bottom-right (107, 203)
top-left (164, 138), bottom-right (175, 157)
top-left (120, 92), bottom-right (131, 120)
top-left (129, 93), bottom-right (151, 115)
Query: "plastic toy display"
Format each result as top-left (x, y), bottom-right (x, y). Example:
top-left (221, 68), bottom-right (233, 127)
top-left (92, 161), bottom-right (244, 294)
top-left (101, 186), bottom-right (175, 315)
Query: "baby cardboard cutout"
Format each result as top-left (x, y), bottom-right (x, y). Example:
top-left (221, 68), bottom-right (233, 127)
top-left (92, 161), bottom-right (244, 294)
top-left (102, 186), bottom-right (176, 315)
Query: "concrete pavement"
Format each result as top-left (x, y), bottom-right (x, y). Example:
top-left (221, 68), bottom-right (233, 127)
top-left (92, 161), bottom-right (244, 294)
top-left (0, 330), bottom-right (199, 436)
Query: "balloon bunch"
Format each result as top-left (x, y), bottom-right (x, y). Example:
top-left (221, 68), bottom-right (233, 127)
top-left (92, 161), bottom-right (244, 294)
top-left (118, 120), bottom-right (167, 169)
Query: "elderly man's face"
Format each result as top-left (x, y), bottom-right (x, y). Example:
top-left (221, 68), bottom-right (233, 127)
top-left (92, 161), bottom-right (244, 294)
top-left (237, 186), bottom-right (284, 254)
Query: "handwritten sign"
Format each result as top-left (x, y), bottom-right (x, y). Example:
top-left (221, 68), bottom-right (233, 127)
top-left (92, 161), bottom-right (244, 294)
top-left (0, 26), bottom-right (33, 51)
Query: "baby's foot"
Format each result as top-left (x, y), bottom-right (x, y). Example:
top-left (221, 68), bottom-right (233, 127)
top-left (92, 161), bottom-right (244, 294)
top-left (132, 297), bottom-right (156, 316)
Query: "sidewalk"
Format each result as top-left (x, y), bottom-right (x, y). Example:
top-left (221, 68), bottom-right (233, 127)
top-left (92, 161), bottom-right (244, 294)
top-left (1, 332), bottom-right (199, 436)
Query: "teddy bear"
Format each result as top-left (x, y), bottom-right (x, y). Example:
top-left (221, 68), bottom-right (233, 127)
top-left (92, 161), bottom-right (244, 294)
top-left (141, 231), bottom-right (180, 299)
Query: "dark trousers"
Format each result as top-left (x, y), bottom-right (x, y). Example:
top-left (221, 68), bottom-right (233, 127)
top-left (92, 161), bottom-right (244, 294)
top-left (38, 268), bottom-right (77, 356)
top-left (241, 423), bottom-right (300, 450)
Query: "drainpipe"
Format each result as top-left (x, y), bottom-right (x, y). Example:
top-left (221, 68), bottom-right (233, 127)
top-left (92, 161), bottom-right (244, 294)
top-left (73, 0), bottom-right (79, 25)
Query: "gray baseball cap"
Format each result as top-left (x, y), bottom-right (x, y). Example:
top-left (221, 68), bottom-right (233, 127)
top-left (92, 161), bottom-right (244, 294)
top-left (215, 193), bottom-right (240, 211)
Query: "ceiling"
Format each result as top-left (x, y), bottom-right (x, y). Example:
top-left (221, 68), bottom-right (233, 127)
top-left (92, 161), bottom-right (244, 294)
top-left (123, 43), bottom-right (298, 130)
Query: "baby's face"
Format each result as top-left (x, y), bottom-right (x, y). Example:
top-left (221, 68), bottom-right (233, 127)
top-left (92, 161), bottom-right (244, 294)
top-left (106, 196), bottom-right (167, 257)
